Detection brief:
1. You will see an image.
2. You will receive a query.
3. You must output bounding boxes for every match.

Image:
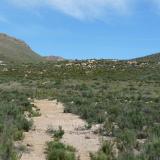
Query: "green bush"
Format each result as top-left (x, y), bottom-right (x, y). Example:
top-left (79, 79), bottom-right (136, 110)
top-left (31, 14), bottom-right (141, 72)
top-left (52, 126), bottom-right (64, 140)
top-left (90, 141), bottom-right (115, 160)
top-left (0, 126), bottom-right (18, 160)
top-left (118, 152), bottom-right (145, 160)
top-left (46, 141), bottom-right (76, 160)
top-left (117, 129), bottom-right (136, 150)
top-left (144, 136), bottom-right (160, 160)
top-left (0, 89), bottom-right (33, 159)
top-left (13, 129), bottom-right (24, 141)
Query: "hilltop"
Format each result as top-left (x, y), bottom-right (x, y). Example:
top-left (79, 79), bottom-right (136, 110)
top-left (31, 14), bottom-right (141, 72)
top-left (1, 33), bottom-right (160, 65)
top-left (0, 33), bottom-right (42, 64)
top-left (131, 52), bottom-right (160, 63)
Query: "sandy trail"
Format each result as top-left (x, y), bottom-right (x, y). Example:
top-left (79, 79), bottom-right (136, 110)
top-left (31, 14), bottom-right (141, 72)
top-left (20, 100), bottom-right (100, 160)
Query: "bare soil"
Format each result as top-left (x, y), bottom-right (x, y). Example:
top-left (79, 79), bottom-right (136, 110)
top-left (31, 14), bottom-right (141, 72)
top-left (20, 100), bottom-right (101, 160)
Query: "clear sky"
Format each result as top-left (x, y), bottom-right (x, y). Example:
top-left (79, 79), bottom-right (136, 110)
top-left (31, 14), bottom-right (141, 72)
top-left (0, 0), bottom-right (160, 59)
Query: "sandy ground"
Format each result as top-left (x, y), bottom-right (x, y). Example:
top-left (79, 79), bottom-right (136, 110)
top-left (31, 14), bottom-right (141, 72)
top-left (20, 100), bottom-right (101, 160)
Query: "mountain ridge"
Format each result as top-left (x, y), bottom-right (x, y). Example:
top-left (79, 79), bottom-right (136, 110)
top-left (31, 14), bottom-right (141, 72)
top-left (0, 33), bottom-right (42, 63)
top-left (130, 52), bottom-right (160, 62)
top-left (0, 33), bottom-right (160, 64)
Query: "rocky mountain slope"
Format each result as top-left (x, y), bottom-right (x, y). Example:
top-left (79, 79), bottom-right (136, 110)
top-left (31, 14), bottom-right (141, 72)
top-left (0, 33), bottom-right (42, 63)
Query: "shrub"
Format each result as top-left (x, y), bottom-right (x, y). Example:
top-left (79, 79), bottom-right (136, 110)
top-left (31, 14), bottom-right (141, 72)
top-left (53, 126), bottom-right (64, 140)
top-left (103, 118), bottom-right (114, 136)
top-left (144, 136), bottom-right (160, 160)
top-left (118, 152), bottom-right (145, 160)
top-left (90, 141), bottom-right (115, 160)
top-left (150, 124), bottom-right (160, 137)
top-left (117, 129), bottom-right (136, 150)
top-left (13, 129), bottom-right (24, 141)
top-left (0, 126), bottom-right (18, 160)
top-left (0, 89), bottom-right (33, 159)
top-left (46, 141), bottom-right (76, 160)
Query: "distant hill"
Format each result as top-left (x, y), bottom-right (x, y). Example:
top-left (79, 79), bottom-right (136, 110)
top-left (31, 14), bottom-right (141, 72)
top-left (1, 32), bottom-right (160, 64)
top-left (0, 33), bottom-right (43, 64)
top-left (44, 55), bottom-right (64, 61)
top-left (131, 52), bottom-right (160, 63)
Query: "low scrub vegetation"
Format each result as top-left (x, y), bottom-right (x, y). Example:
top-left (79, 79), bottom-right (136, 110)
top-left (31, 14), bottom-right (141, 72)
top-left (46, 141), bottom-right (76, 160)
top-left (47, 126), bottom-right (64, 140)
top-left (90, 141), bottom-right (115, 160)
top-left (0, 88), bottom-right (33, 159)
top-left (0, 59), bottom-right (160, 159)
top-left (46, 126), bottom-right (76, 160)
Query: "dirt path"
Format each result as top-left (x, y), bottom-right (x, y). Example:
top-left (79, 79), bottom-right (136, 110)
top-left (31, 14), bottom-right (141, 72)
top-left (20, 100), bottom-right (101, 160)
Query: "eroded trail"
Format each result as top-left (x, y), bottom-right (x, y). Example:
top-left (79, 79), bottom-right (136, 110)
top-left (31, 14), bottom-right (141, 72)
top-left (20, 100), bottom-right (100, 160)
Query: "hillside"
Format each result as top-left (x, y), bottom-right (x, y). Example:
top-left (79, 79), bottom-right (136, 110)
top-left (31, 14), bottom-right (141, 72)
top-left (0, 34), bottom-right (160, 160)
top-left (0, 56), bottom-right (160, 159)
top-left (0, 33), bottom-right (42, 63)
top-left (131, 52), bottom-right (160, 63)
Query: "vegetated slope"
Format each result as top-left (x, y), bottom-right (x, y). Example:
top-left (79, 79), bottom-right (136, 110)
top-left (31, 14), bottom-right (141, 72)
top-left (0, 52), bottom-right (160, 159)
top-left (131, 52), bottom-right (160, 63)
top-left (0, 33), bottom-right (42, 64)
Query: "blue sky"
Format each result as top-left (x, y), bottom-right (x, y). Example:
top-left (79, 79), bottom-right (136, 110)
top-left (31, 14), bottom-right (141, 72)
top-left (0, 0), bottom-right (160, 59)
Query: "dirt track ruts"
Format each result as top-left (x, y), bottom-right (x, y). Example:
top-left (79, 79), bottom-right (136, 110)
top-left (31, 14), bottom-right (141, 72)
top-left (20, 100), bottom-right (100, 160)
